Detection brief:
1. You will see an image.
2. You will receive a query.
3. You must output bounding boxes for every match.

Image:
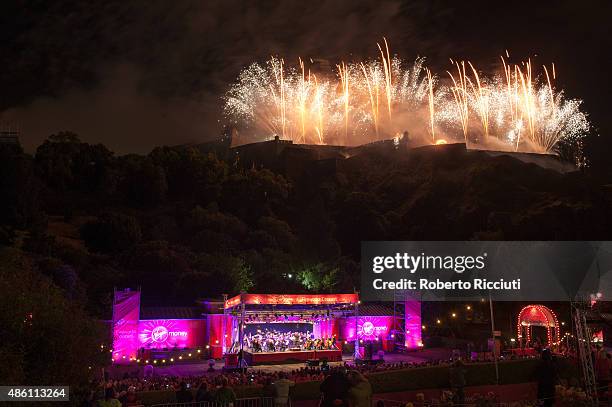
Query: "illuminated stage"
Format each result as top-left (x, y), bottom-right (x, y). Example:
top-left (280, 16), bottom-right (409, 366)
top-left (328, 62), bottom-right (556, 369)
top-left (243, 349), bottom-right (342, 365)
top-left (222, 293), bottom-right (422, 366)
top-left (110, 289), bottom-right (422, 368)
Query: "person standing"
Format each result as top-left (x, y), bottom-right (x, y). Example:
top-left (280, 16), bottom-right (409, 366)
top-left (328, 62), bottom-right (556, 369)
top-left (449, 359), bottom-right (466, 405)
top-left (536, 349), bottom-right (557, 407)
top-left (347, 371), bottom-right (372, 407)
top-left (273, 372), bottom-right (295, 406)
top-left (98, 388), bottom-right (121, 407)
top-left (214, 376), bottom-right (237, 406)
top-left (320, 368), bottom-right (350, 407)
top-left (175, 382), bottom-right (193, 403)
top-left (196, 381), bottom-right (213, 403)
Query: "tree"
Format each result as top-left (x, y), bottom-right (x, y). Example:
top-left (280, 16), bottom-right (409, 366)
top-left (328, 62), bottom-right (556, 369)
top-left (0, 248), bottom-right (105, 400)
top-left (80, 212), bottom-right (142, 253)
top-left (35, 132), bottom-right (114, 192)
top-left (297, 263), bottom-right (339, 292)
top-left (193, 254), bottom-right (254, 296)
top-left (121, 240), bottom-right (194, 302)
top-left (119, 156), bottom-right (168, 206)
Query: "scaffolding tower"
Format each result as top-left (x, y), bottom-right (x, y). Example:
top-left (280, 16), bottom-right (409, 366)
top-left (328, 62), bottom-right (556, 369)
top-left (573, 302), bottom-right (598, 405)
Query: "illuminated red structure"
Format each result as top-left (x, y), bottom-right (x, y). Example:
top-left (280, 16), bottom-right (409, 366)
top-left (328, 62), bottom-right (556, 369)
top-left (110, 289), bottom-right (421, 367)
top-left (516, 304), bottom-right (560, 348)
top-left (223, 293), bottom-right (359, 365)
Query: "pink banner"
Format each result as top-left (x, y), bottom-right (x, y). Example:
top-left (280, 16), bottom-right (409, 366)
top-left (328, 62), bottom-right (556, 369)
top-left (404, 300), bottom-right (422, 349)
top-left (112, 290), bottom-right (141, 363)
top-left (345, 316), bottom-right (394, 340)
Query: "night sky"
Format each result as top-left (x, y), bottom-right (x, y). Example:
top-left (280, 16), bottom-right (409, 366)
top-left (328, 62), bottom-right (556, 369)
top-left (1, 0), bottom-right (610, 174)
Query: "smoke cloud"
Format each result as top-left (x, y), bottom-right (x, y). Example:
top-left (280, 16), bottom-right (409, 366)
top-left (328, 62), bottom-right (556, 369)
top-left (0, 0), bottom-right (453, 153)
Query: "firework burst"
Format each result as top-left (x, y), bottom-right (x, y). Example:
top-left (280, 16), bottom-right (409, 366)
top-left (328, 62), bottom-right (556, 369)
top-left (224, 41), bottom-right (590, 164)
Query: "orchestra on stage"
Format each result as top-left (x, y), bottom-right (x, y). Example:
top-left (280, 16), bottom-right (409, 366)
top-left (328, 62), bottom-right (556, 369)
top-left (242, 328), bottom-right (337, 353)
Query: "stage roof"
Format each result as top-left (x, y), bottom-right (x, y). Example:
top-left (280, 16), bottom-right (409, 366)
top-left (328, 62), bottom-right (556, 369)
top-left (224, 293), bottom-right (359, 309)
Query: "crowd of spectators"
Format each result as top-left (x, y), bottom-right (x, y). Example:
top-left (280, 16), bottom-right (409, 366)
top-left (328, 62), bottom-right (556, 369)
top-left (88, 352), bottom-right (560, 407)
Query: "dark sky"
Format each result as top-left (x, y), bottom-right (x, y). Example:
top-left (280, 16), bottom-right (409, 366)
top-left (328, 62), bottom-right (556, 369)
top-left (0, 0), bottom-right (610, 172)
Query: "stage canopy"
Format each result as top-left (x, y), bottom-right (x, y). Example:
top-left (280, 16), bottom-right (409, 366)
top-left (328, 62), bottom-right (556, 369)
top-left (224, 293), bottom-right (359, 310)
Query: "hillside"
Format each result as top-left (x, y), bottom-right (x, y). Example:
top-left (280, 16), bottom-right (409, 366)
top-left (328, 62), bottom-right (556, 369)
top-left (1, 135), bottom-right (610, 315)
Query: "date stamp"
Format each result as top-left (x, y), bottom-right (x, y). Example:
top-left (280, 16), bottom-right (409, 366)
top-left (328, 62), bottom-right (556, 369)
top-left (0, 386), bottom-right (69, 402)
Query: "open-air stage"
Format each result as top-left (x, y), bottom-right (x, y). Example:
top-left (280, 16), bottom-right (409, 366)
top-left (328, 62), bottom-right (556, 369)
top-left (243, 349), bottom-right (342, 365)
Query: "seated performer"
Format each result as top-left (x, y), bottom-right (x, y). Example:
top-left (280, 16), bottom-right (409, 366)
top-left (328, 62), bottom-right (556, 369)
top-left (267, 338), bottom-right (275, 352)
top-left (252, 338), bottom-right (262, 352)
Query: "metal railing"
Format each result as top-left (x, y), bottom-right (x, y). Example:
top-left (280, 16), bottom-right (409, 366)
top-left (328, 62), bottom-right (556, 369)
top-left (151, 396), bottom-right (281, 407)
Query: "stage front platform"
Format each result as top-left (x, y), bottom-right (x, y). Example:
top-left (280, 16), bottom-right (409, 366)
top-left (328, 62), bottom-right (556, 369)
top-left (243, 349), bottom-right (342, 365)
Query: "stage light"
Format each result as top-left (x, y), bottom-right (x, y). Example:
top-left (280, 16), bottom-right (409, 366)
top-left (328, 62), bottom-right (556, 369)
top-left (122, 356), bottom-right (126, 359)
top-left (170, 358), bottom-right (174, 362)
top-left (215, 340), bottom-right (219, 344)
top-left (136, 359), bottom-right (140, 363)
top-left (422, 325), bottom-right (426, 330)
top-left (510, 338), bottom-right (516, 342)
top-left (391, 334), bottom-right (395, 338)
top-left (436, 319), bottom-right (441, 324)
top-left (145, 360), bottom-right (149, 364)
top-left (205, 346), bottom-right (209, 350)
top-left (188, 353), bottom-right (192, 357)
top-left (561, 322), bottom-right (565, 326)
top-left (466, 305), bottom-right (471, 310)
top-left (153, 360), bottom-right (157, 364)
top-left (179, 356), bottom-right (182, 360)
top-left (451, 313), bottom-right (456, 318)
top-left (162, 359), bottom-right (166, 363)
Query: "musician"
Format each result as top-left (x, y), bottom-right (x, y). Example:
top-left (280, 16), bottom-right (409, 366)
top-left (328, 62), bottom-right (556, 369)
top-left (252, 338), bottom-right (262, 352)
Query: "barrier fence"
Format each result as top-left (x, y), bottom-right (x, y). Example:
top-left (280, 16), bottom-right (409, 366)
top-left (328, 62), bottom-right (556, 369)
top-left (151, 397), bottom-right (280, 407)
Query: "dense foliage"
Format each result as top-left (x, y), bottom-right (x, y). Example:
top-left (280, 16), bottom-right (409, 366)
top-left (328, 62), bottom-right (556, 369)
top-left (1, 134), bottom-right (611, 319)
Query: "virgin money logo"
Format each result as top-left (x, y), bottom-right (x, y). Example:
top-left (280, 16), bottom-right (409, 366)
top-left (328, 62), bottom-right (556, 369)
top-left (362, 321), bottom-right (375, 336)
top-left (151, 326), bottom-right (169, 343)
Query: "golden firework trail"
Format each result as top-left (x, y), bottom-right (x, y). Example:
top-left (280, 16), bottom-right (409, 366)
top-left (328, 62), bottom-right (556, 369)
top-left (224, 40), bottom-right (590, 164)
top-left (337, 61), bottom-right (350, 143)
top-left (467, 62), bottom-right (490, 138)
top-left (448, 61), bottom-right (470, 142)
top-left (361, 62), bottom-right (380, 138)
top-left (426, 67), bottom-right (435, 143)
top-left (378, 37), bottom-right (393, 124)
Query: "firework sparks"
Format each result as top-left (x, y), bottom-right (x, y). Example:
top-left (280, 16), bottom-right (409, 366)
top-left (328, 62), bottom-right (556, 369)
top-left (447, 61), bottom-right (470, 142)
top-left (224, 40), bottom-right (590, 164)
top-left (426, 67), bottom-right (435, 143)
